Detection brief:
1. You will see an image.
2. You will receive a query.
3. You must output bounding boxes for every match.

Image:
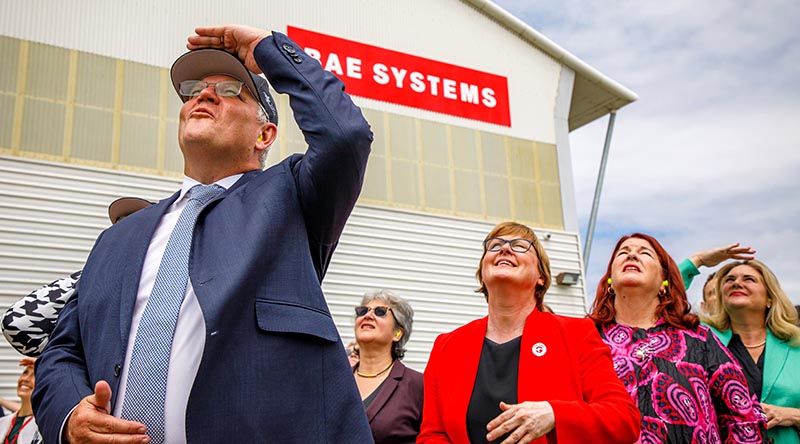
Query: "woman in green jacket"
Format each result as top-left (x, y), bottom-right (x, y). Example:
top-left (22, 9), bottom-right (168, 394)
top-left (704, 259), bottom-right (800, 444)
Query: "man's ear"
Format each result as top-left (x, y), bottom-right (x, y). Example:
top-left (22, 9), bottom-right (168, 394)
top-left (255, 123), bottom-right (278, 152)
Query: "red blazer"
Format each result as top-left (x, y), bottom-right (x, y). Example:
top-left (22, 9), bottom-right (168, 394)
top-left (418, 309), bottom-right (640, 444)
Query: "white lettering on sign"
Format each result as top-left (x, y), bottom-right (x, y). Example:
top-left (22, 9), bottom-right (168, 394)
top-left (305, 49), bottom-right (500, 109)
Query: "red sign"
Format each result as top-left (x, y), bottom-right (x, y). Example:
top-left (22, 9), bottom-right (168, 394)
top-left (287, 26), bottom-right (511, 127)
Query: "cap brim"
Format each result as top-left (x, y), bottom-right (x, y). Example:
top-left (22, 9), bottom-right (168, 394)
top-left (170, 49), bottom-right (261, 106)
top-left (108, 197), bottom-right (153, 224)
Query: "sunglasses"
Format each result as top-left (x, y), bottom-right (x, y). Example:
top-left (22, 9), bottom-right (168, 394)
top-left (354, 306), bottom-right (393, 317)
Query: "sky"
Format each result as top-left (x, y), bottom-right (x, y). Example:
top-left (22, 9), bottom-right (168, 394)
top-left (492, 0), bottom-right (800, 308)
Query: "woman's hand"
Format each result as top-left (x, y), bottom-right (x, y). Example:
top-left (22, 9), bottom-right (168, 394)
top-left (689, 243), bottom-right (755, 268)
top-left (486, 401), bottom-right (555, 444)
top-left (762, 403), bottom-right (800, 429)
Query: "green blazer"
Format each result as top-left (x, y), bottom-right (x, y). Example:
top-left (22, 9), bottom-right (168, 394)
top-left (707, 325), bottom-right (800, 444)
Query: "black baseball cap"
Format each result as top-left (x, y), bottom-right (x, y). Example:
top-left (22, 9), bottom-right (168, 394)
top-left (170, 48), bottom-right (278, 125)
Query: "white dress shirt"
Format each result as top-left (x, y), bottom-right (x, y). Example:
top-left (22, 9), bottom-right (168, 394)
top-left (112, 174), bottom-right (241, 444)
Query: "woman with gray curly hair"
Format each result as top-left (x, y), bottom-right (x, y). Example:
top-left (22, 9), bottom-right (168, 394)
top-left (352, 289), bottom-right (423, 444)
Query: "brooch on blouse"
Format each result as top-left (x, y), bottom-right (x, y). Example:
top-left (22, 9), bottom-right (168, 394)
top-left (634, 345), bottom-right (650, 360)
top-left (633, 336), bottom-right (659, 360)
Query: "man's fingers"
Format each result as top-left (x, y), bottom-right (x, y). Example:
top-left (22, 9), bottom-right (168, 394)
top-left (90, 380), bottom-right (112, 413)
top-left (68, 383), bottom-right (148, 442)
top-left (88, 414), bottom-right (147, 436)
top-left (83, 429), bottom-right (150, 444)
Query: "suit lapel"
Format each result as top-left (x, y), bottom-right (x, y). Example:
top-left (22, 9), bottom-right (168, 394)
top-left (761, 329), bottom-right (789, 402)
top-left (118, 191), bottom-right (180, 346)
top-left (190, 172), bottom-right (258, 318)
top-left (365, 361), bottom-right (404, 422)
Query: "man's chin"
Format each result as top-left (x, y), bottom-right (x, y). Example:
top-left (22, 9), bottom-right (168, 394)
top-left (180, 130), bottom-right (216, 147)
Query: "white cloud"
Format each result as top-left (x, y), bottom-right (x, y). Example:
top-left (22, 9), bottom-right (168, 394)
top-left (493, 0), bottom-right (800, 306)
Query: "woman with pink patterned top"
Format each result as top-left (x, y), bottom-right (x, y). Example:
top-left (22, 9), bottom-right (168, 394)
top-left (590, 233), bottom-right (766, 444)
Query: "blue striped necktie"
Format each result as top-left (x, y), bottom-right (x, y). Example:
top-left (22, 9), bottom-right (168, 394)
top-left (120, 184), bottom-right (224, 443)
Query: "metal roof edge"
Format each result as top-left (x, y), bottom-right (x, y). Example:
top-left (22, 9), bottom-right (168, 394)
top-left (463, 0), bottom-right (639, 106)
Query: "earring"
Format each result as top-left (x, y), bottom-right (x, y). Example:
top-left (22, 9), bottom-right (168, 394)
top-left (605, 277), bottom-right (614, 296)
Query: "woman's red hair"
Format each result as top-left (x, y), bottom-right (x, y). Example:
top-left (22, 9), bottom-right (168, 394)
top-left (588, 233), bottom-right (698, 329)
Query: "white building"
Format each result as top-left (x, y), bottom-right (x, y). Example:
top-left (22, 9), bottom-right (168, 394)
top-left (0, 0), bottom-right (635, 398)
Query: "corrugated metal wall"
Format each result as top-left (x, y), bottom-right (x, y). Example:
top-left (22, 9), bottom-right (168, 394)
top-left (0, 155), bottom-right (586, 399)
top-left (0, 156), bottom-right (179, 401)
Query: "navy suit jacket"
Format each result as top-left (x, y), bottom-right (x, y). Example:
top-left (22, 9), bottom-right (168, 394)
top-left (33, 32), bottom-right (374, 444)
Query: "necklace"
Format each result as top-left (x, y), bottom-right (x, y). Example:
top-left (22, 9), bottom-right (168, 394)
top-left (743, 340), bottom-right (766, 349)
top-left (356, 361), bottom-right (394, 378)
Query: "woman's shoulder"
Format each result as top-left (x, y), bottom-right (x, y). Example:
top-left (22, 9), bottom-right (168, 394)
top-left (397, 361), bottom-right (424, 385)
top-left (435, 317), bottom-right (487, 343)
top-left (537, 312), bottom-right (595, 333)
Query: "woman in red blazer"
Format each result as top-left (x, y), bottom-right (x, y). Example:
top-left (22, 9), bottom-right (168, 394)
top-left (418, 222), bottom-right (640, 444)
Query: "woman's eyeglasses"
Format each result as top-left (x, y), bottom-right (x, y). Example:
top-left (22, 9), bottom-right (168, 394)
top-left (354, 306), bottom-right (393, 317)
top-left (483, 238), bottom-right (534, 253)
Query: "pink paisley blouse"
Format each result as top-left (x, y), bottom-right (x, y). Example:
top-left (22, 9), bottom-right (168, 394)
top-left (599, 320), bottom-right (766, 444)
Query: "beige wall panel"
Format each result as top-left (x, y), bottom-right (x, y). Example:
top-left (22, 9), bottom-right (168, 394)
top-left (163, 121), bottom-right (183, 172)
top-left (71, 107), bottom-right (114, 162)
top-left (388, 114), bottom-right (416, 161)
top-left (511, 179), bottom-right (539, 223)
top-left (26, 43), bottom-right (69, 99)
top-left (540, 182), bottom-right (565, 228)
top-left (508, 138), bottom-right (535, 177)
top-left (420, 121), bottom-right (448, 165)
top-left (391, 160), bottom-right (419, 205)
top-left (0, 96), bottom-right (13, 147)
top-left (119, 116), bottom-right (159, 169)
top-left (484, 175), bottom-right (511, 219)
top-left (122, 62), bottom-right (160, 116)
top-left (21, 100), bottom-right (64, 155)
top-left (0, 37), bottom-right (19, 92)
top-left (423, 165), bottom-right (452, 211)
top-left (75, 53), bottom-right (116, 108)
top-left (537, 143), bottom-right (561, 183)
top-left (453, 170), bottom-right (482, 215)
top-left (362, 156), bottom-right (388, 202)
top-left (451, 126), bottom-right (479, 170)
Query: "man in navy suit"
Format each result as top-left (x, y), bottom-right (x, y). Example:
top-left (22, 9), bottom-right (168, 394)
top-left (32, 24), bottom-right (373, 444)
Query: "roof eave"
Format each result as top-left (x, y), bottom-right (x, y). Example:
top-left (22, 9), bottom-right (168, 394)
top-left (463, 0), bottom-right (638, 130)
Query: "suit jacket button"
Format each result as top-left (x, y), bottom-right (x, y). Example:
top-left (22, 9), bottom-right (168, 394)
top-left (292, 56), bottom-right (303, 64)
top-left (114, 364), bottom-right (121, 377)
top-left (282, 44), bottom-right (296, 54)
